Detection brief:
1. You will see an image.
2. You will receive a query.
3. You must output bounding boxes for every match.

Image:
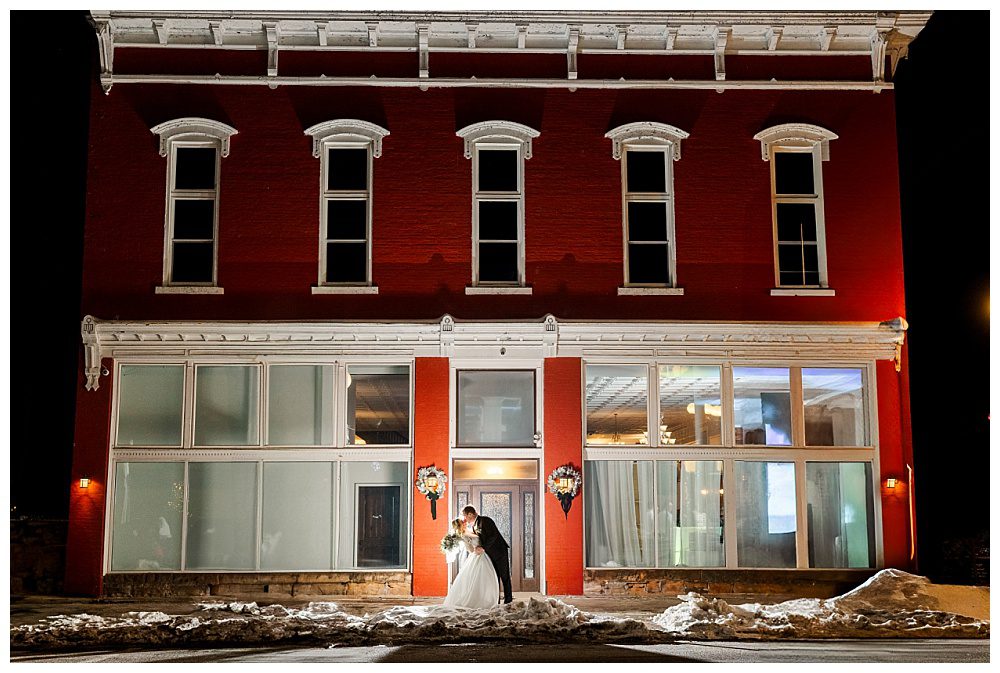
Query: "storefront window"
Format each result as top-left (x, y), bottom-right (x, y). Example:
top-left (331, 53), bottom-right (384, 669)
top-left (347, 365), bottom-right (410, 445)
top-left (586, 365), bottom-right (649, 445)
top-left (185, 462), bottom-right (258, 570)
top-left (803, 368), bottom-right (867, 446)
top-left (735, 461), bottom-right (797, 567)
top-left (733, 367), bottom-right (792, 446)
top-left (268, 365), bottom-right (334, 446)
top-left (111, 462), bottom-right (184, 571)
top-left (655, 461), bottom-right (725, 567)
top-left (339, 461), bottom-right (409, 568)
top-left (585, 460), bottom-right (655, 567)
top-left (806, 462), bottom-right (875, 568)
top-left (116, 365), bottom-right (184, 446)
top-left (658, 365), bottom-right (722, 445)
top-left (457, 370), bottom-right (535, 446)
top-left (194, 366), bottom-right (260, 446)
top-left (261, 462), bottom-right (334, 570)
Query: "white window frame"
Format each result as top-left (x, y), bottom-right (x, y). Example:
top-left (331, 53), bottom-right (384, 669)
top-left (457, 121), bottom-right (540, 292)
top-left (150, 118), bottom-right (237, 294)
top-left (304, 120), bottom-right (389, 293)
top-left (606, 122), bottom-right (689, 293)
top-left (581, 357), bottom-right (882, 571)
top-left (753, 123), bottom-right (838, 293)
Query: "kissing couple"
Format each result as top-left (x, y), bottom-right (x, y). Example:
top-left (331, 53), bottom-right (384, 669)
top-left (443, 505), bottom-right (513, 609)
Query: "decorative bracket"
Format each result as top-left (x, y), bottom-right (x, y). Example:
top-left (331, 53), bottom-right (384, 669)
top-left (92, 16), bottom-right (115, 94)
top-left (753, 123), bottom-right (838, 162)
top-left (150, 117), bottom-right (239, 157)
top-left (264, 21), bottom-right (279, 78)
top-left (567, 25), bottom-right (581, 80)
top-left (456, 120), bottom-right (540, 159)
top-left (714, 27), bottom-right (730, 81)
top-left (303, 119), bottom-right (390, 158)
top-left (605, 122), bottom-right (690, 161)
top-left (879, 316), bottom-right (908, 372)
top-left (418, 23), bottom-right (430, 78)
top-left (870, 27), bottom-right (890, 83)
top-left (81, 316), bottom-right (102, 391)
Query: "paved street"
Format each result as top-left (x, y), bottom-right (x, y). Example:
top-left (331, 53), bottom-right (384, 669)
top-left (11, 640), bottom-right (989, 664)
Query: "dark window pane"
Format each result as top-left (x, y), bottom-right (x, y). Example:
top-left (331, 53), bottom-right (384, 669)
top-left (479, 202), bottom-right (518, 240)
top-left (774, 152), bottom-right (815, 195)
top-left (803, 271), bottom-right (821, 286)
top-left (776, 203), bottom-right (817, 242)
top-left (326, 200), bottom-right (367, 240)
top-left (174, 147), bottom-right (216, 190)
top-left (173, 200), bottom-right (215, 240)
top-left (777, 244), bottom-right (804, 273)
top-left (326, 242), bottom-right (368, 283)
top-left (478, 242), bottom-right (518, 282)
top-left (172, 241), bottom-right (214, 282)
top-left (780, 270), bottom-right (805, 286)
top-left (478, 149), bottom-right (518, 192)
top-left (803, 244), bottom-right (819, 273)
top-left (627, 202), bottom-right (668, 242)
top-left (626, 151), bottom-right (667, 193)
top-left (327, 149), bottom-right (368, 191)
top-left (628, 243), bottom-right (670, 284)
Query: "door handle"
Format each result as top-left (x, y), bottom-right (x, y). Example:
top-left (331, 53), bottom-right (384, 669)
top-left (371, 514), bottom-right (382, 519)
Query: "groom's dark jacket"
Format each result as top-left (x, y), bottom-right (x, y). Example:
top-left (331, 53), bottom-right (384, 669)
top-left (473, 515), bottom-right (509, 556)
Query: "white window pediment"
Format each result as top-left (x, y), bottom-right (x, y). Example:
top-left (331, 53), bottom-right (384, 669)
top-left (753, 123), bottom-right (838, 162)
top-left (456, 120), bottom-right (540, 159)
top-left (605, 122), bottom-right (690, 161)
top-left (303, 119), bottom-right (390, 157)
top-left (150, 117), bottom-right (239, 157)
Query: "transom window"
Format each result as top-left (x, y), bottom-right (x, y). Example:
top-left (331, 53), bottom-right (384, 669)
top-left (305, 120), bottom-right (390, 288)
top-left (456, 369), bottom-right (536, 447)
top-left (754, 123), bottom-right (838, 289)
top-left (151, 118), bottom-right (238, 290)
top-left (606, 122), bottom-right (689, 288)
top-left (457, 121), bottom-right (540, 288)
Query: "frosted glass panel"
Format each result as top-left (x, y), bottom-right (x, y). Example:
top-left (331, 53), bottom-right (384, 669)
top-left (735, 461), bottom-right (796, 568)
top-left (658, 365), bottom-right (722, 445)
top-left (347, 365), bottom-right (410, 445)
top-left (339, 462), bottom-right (408, 568)
top-left (117, 365), bottom-right (184, 446)
top-left (268, 365), bottom-right (334, 445)
top-left (586, 365), bottom-right (649, 445)
top-left (807, 462), bottom-right (874, 568)
top-left (261, 463), bottom-right (334, 570)
top-left (457, 371), bottom-right (535, 446)
top-left (585, 460), bottom-right (655, 567)
top-left (524, 491), bottom-right (535, 579)
top-left (655, 461), bottom-right (725, 567)
top-left (733, 367), bottom-right (792, 446)
top-left (186, 462), bottom-right (258, 569)
top-left (111, 462), bottom-right (184, 570)
top-left (195, 366), bottom-right (260, 446)
top-left (803, 368), bottom-right (867, 447)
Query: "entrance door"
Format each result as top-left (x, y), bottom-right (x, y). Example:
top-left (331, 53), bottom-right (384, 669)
top-left (453, 480), bottom-right (539, 592)
top-left (356, 485), bottom-right (401, 567)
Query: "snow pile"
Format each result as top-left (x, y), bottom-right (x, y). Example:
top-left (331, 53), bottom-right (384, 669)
top-left (652, 569), bottom-right (989, 640)
top-left (11, 597), bottom-right (650, 650)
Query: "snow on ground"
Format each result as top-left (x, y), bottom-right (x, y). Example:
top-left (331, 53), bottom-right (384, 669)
top-left (651, 569), bottom-right (989, 639)
top-left (10, 570), bottom-right (988, 650)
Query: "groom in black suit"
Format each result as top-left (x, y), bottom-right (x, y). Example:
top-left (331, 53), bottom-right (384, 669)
top-left (463, 505), bottom-right (512, 604)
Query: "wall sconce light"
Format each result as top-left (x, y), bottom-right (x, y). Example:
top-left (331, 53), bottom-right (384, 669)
top-left (415, 465), bottom-right (447, 520)
top-left (883, 476), bottom-right (904, 496)
top-left (79, 477), bottom-right (91, 489)
top-left (884, 477), bottom-right (898, 489)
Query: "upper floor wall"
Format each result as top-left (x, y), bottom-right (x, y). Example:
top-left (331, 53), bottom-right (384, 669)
top-left (80, 11), bottom-right (925, 323)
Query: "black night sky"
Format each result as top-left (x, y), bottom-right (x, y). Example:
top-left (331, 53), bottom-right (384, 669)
top-left (11, 11), bottom-right (989, 583)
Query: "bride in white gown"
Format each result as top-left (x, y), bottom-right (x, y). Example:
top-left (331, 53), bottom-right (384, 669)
top-left (443, 518), bottom-right (500, 609)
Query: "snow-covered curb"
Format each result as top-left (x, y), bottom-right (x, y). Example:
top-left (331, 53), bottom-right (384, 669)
top-left (10, 570), bottom-right (989, 650)
top-left (651, 569), bottom-right (989, 640)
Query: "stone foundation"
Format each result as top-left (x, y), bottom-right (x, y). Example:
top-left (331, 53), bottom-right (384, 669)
top-left (102, 571), bottom-right (412, 598)
top-left (584, 568), bottom-right (876, 599)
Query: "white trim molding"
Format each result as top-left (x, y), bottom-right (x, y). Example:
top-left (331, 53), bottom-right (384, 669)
top-left (457, 121), bottom-right (541, 160)
top-left (155, 286), bottom-right (225, 295)
top-left (771, 288), bottom-right (836, 297)
top-left (618, 287), bottom-right (685, 296)
top-left (312, 286), bottom-right (380, 294)
top-left (605, 122), bottom-right (690, 161)
top-left (80, 314), bottom-right (908, 390)
top-left (303, 119), bottom-right (390, 158)
top-left (753, 123), bottom-right (839, 162)
top-left (150, 117), bottom-right (239, 158)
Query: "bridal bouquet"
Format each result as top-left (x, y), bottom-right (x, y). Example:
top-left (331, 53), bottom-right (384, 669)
top-left (440, 533), bottom-right (463, 563)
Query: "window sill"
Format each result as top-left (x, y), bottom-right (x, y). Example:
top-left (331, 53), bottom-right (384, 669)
top-left (312, 285), bottom-right (379, 295)
top-left (770, 288), bottom-right (836, 297)
top-left (618, 287), bottom-right (685, 296)
top-left (155, 286), bottom-right (224, 295)
top-left (465, 286), bottom-right (533, 295)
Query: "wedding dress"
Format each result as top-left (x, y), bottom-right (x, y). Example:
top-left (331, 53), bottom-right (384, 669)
top-left (442, 534), bottom-right (500, 609)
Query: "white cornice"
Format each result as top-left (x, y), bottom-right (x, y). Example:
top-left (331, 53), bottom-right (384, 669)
top-left (303, 119), bottom-right (390, 158)
top-left (456, 121), bottom-right (540, 159)
top-left (80, 314), bottom-right (907, 390)
top-left (605, 122), bottom-right (690, 161)
top-left (150, 117), bottom-right (239, 157)
top-left (754, 123), bottom-right (838, 162)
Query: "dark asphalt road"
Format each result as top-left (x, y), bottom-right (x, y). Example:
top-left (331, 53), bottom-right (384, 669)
top-left (11, 640), bottom-right (989, 663)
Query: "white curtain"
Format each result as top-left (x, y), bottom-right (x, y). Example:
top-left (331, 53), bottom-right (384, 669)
top-left (586, 461), bottom-right (654, 567)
